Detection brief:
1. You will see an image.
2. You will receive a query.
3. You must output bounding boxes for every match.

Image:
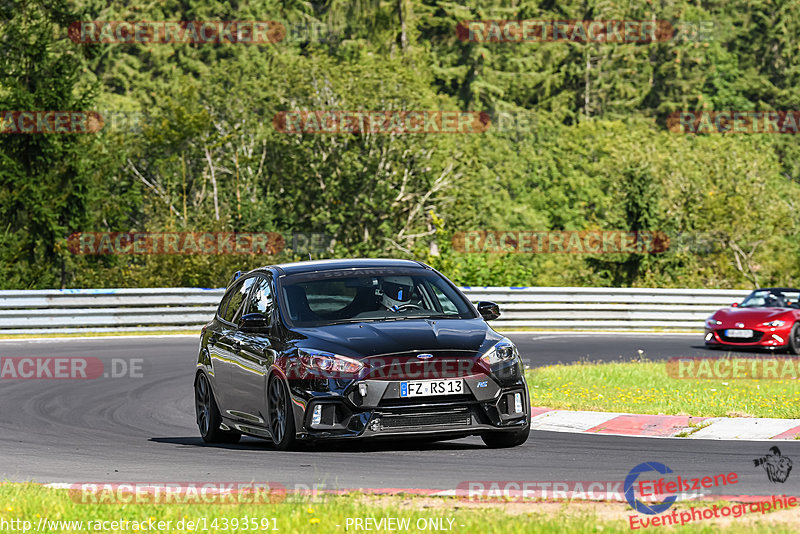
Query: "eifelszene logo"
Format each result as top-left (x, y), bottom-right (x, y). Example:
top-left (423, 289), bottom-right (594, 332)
top-left (624, 462), bottom-right (739, 515)
top-left (624, 462), bottom-right (678, 515)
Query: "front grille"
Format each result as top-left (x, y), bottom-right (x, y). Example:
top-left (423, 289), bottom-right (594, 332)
top-left (717, 330), bottom-right (764, 343)
top-left (379, 408), bottom-right (471, 429)
top-left (378, 395), bottom-right (473, 408)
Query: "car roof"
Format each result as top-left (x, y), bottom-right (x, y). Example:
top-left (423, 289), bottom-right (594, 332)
top-left (260, 258), bottom-right (429, 275)
top-left (751, 287), bottom-right (800, 293)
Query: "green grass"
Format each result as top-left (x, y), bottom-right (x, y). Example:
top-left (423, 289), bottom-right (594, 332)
top-left (1, 483), bottom-right (798, 533)
top-left (525, 359), bottom-right (800, 418)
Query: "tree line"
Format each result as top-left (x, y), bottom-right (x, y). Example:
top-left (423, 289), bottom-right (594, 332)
top-left (1, 0), bottom-right (799, 289)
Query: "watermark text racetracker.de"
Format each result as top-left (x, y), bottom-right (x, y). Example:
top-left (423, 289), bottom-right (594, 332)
top-left (67, 232), bottom-right (332, 255)
top-left (272, 110), bottom-right (491, 135)
top-left (452, 231), bottom-right (670, 254)
top-left (69, 21), bottom-right (285, 44)
top-left (456, 19), bottom-right (714, 43)
top-left (0, 357), bottom-right (143, 380)
top-left (666, 357), bottom-right (800, 380)
top-left (272, 110), bottom-right (544, 135)
top-left (455, 480), bottom-right (704, 502)
top-left (285, 355), bottom-right (489, 381)
top-left (668, 111), bottom-right (800, 134)
top-left (69, 20), bottom-right (349, 46)
top-left (0, 111), bottom-right (104, 134)
top-left (0, 110), bottom-right (155, 135)
top-left (65, 482), bottom-right (286, 505)
top-left (61, 481), bottom-right (453, 505)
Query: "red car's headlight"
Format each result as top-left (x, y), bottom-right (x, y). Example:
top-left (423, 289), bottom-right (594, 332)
top-left (762, 320), bottom-right (786, 327)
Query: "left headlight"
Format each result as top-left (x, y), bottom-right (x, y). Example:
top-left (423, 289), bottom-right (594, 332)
top-left (762, 320), bottom-right (786, 327)
top-left (480, 338), bottom-right (520, 365)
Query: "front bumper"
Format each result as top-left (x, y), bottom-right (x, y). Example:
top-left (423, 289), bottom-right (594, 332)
top-left (704, 327), bottom-right (791, 349)
top-left (288, 372), bottom-right (530, 441)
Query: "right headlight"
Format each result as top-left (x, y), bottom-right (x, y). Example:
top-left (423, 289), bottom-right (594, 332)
top-left (297, 348), bottom-right (364, 376)
top-left (480, 338), bottom-right (519, 365)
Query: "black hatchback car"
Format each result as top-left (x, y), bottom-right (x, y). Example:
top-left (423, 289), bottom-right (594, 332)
top-left (195, 259), bottom-right (531, 450)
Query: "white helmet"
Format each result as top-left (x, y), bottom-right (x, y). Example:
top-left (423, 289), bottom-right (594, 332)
top-left (380, 276), bottom-right (414, 310)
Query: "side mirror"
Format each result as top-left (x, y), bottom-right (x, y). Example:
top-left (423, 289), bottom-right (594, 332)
top-left (731, 302), bottom-right (739, 308)
top-left (239, 313), bottom-right (269, 332)
top-left (477, 301), bottom-right (501, 321)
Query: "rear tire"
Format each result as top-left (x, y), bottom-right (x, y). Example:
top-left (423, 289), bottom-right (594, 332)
top-left (195, 373), bottom-right (241, 444)
top-left (268, 375), bottom-right (296, 451)
top-left (789, 323), bottom-right (800, 355)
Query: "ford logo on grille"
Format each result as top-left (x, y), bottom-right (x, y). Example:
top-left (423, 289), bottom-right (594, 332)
top-left (416, 353), bottom-right (434, 359)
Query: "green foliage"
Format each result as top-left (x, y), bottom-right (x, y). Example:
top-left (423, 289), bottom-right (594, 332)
top-left (2, 0), bottom-right (800, 289)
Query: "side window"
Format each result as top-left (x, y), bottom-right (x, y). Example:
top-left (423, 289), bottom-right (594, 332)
top-left (221, 278), bottom-right (257, 323)
top-left (243, 276), bottom-right (273, 324)
top-left (217, 286), bottom-right (237, 319)
top-left (430, 284), bottom-right (460, 314)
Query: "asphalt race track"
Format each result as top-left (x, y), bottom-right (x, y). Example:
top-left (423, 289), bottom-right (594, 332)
top-left (0, 334), bottom-right (798, 498)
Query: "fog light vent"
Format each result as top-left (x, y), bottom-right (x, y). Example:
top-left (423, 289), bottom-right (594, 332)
top-left (312, 405), bottom-right (322, 426)
top-left (514, 393), bottom-right (523, 414)
top-left (358, 382), bottom-right (368, 397)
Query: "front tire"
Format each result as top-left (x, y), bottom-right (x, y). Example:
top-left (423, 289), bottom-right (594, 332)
top-left (268, 375), bottom-right (296, 451)
top-left (481, 424), bottom-right (530, 448)
top-left (789, 323), bottom-right (800, 355)
top-left (195, 373), bottom-right (241, 444)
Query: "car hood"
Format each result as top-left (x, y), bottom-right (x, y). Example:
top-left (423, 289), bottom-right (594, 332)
top-left (292, 318), bottom-right (498, 358)
top-left (713, 307), bottom-right (791, 325)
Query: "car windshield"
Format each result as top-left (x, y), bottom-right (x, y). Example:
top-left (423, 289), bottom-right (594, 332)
top-left (739, 289), bottom-right (800, 309)
top-left (278, 268), bottom-right (476, 327)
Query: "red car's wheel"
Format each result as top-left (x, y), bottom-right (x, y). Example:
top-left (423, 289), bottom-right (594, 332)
top-left (789, 323), bottom-right (800, 355)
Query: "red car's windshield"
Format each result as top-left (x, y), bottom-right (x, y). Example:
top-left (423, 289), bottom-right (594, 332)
top-left (740, 289), bottom-right (800, 309)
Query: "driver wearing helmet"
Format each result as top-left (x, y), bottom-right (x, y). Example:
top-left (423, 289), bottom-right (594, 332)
top-left (765, 293), bottom-right (785, 308)
top-left (379, 276), bottom-right (415, 311)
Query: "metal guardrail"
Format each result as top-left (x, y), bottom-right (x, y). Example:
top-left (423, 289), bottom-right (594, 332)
top-left (0, 288), bottom-right (224, 334)
top-left (461, 287), bottom-right (751, 329)
top-left (0, 286), bottom-right (752, 334)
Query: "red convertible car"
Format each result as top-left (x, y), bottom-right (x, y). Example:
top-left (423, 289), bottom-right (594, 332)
top-left (705, 288), bottom-right (800, 353)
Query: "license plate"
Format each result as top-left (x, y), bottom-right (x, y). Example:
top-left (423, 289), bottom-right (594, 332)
top-left (725, 329), bottom-right (753, 338)
top-left (400, 379), bottom-right (463, 397)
